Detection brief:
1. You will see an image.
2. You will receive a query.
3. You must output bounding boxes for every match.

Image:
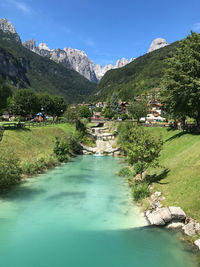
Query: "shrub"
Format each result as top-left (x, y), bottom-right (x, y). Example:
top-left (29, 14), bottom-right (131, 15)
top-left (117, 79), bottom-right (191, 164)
top-left (0, 152), bottom-right (22, 189)
top-left (53, 137), bottom-right (70, 163)
top-left (118, 166), bottom-right (132, 177)
top-left (21, 156), bottom-right (58, 175)
top-left (132, 182), bottom-right (150, 201)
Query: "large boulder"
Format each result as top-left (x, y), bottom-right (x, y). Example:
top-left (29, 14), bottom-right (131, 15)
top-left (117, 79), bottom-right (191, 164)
top-left (147, 211), bottom-right (165, 226)
top-left (147, 208), bottom-right (172, 225)
top-left (168, 207), bottom-right (186, 221)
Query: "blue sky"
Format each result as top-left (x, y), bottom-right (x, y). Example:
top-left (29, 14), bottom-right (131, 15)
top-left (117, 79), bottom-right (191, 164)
top-left (1, 0), bottom-right (200, 66)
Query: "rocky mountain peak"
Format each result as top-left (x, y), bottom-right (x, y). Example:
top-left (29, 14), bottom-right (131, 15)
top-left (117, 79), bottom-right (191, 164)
top-left (23, 39), bottom-right (36, 51)
top-left (38, 43), bottom-right (51, 51)
top-left (148, 38), bottom-right (169, 53)
top-left (94, 58), bottom-right (134, 80)
top-left (0, 18), bottom-right (21, 43)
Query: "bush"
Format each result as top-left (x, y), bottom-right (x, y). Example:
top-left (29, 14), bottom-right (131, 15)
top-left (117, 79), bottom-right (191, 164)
top-left (53, 134), bottom-right (82, 162)
top-left (53, 137), bottom-right (70, 163)
top-left (134, 162), bottom-right (143, 174)
top-left (118, 166), bottom-right (132, 177)
top-left (121, 113), bottom-right (129, 121)
top-left (0, 152), bottom-right (22, 189)
top-left (21, 156), bottom-right (58, 175)
top-left (132, 182), bottom-right (150, 201)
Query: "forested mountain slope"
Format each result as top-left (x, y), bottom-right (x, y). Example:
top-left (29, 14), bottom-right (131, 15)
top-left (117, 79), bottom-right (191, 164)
top-left (0, 30), bottom-right (96, 103)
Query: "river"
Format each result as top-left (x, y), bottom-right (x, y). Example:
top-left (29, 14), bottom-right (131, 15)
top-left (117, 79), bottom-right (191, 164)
top-left (0, 156), bottom-right (198, 267)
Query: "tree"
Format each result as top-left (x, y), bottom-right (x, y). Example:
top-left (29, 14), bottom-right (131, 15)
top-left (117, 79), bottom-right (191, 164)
top-left (0, 76), bottom-right (12, 114)
top-left (118, 124), bottom-right (163, 179)
top-left (111, 92), bottom-right (121, 114)
top-left (65, 106), bottom-right (79, 123)
top-left (161, 32), bottom-right (200, 127)
top-left (52, 96), bottom-right (67, 117)
top-left (38, 93), bottom-right (54, 115)
top-left (9, 89), bottom-right (38, 117)
top-left (78, 105), bottom-right (92, 119)
top-left (128, 99), bottom-right (148, 123)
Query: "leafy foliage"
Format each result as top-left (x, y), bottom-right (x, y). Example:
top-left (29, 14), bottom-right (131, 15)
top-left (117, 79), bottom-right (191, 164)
top-left (118, 166), bottom-right (132, 177)
top-left (132, 182), bottom-right (150, 201)
top-left (118, 123), bottom-right (163, 178)
top-left (161, 32), bottom-right (200, 126)
top-left (0, 76), bottom-right (12, 114)
top-left (128, 99), bottom-right (148, 123)
top-left (0, 151), bottom-right (22, 189)
top-left (53, 133), bottom-right (82, 162)
top-left (9, 88), bottom-right (38, 116)
top-left (0, 30), bottom-right (96, 104)
top-left (78, 106), bottom-right (92, 119)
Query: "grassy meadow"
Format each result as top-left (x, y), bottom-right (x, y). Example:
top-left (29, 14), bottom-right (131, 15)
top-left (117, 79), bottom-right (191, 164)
top-left (0, 123), bottom-right (75, 173)
top-left (146, 127), bottom-right (200, 221)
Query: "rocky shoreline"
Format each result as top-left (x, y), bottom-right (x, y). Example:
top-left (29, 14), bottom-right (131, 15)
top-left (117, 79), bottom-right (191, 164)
top-left (145, 191), bottom-right (200, 251)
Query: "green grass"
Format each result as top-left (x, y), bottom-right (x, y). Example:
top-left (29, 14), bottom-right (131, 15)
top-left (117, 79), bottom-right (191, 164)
top-left (0, 123), bottom-right (75, 163)
top-left (146, 127), bottom-right (200, 221)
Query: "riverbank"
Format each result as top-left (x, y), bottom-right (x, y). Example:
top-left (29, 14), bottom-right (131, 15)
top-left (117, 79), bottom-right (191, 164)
top-left (0, 123), bottom-right (76, 177)
top-left (117, 126), bottom-right (200, 252)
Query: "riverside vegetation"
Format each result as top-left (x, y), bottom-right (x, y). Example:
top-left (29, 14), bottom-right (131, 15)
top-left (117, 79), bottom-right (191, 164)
top-left (117, 124), bottom-right (200, 224)
top-left (0, 123), bottom-right (83, 189)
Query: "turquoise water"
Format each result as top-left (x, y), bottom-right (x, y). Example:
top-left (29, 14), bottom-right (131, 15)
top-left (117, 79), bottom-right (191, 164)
top-left (0, 155), bottom-right (198, 267)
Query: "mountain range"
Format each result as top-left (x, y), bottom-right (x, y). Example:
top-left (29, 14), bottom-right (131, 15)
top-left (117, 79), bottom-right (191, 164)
top-left (0, 18), bottom-right (174, 104)
top-left (0, 18), bottom-right (170, 84)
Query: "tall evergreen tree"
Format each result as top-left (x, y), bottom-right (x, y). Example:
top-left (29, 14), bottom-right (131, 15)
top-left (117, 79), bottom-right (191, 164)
top-left (161, 32), bottom-right (200, 126)
top-left (111, 92), bottom-right (121, 114)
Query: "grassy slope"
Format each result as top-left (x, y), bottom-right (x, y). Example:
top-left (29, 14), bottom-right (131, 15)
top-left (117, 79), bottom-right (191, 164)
top-left (147, 127), bottom-right (200, 221)
top-left (0, 124), bottom-right (75, 163)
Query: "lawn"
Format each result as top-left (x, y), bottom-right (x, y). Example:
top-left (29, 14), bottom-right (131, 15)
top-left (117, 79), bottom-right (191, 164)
top-left (0, 123), bottom-right (75, 163)
top-left (146, 127), bottom-right (200, 221)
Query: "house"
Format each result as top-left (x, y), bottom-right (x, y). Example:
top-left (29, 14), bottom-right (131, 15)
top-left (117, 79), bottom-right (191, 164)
top-left (120, 101), bottom-right (129, 113)
top-left (95, 102), bottom-right (106, 108)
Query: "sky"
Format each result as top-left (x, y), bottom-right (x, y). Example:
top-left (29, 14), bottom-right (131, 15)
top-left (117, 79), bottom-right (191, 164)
top-left (1, 0), bottom-right (200, 66)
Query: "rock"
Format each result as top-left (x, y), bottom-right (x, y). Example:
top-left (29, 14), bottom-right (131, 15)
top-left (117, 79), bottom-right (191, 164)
top-left (159, 207), bottom-right (172, 223)
top-left (195, 222), bottom-right (200, 233)
top-left (0, 18), bottom-right (21, 43)
top-left (183, 222), bottom-right (196, 236)
top-left (167, 222), bottom-right (184, 229)
top-left (146, 208), bottom-right (171, 225)
top-left (147, 211), bottom-right (165, 226)
top-left (148, 38), bottom-right (169, 53)
top-left (194, 239), bottom-right (200, 250)
top-left (151, 191), bottom-right (161, 200)
top-left (168, 206), bottom-right (186, 221)
top-left (95, 58), bottom-right (134, 80)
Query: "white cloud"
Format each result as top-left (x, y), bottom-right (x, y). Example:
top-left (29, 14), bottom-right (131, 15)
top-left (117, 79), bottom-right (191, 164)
top-left (5, 0), bottom-right (31, 14)
top-left (192, 22), bottom-right (200, 32)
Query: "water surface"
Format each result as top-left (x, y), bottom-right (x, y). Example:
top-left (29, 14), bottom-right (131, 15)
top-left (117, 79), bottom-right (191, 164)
top-left (0, 156), bottom-right (198, 267)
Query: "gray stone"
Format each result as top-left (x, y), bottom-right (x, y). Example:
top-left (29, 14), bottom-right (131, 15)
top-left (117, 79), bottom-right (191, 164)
top-left (0, 18), bottom-right (21, 42)
top-left (194, 239), bottom-right (200, 250)
top-left (166, 222), bottom-right (184, 229)
top-left (147, 210), bottom-right (165, 226)
top-left (148, 38), bottom-right (169, 53)
top-left (183, 222), bottom-right (196, 236)
top-left (159, 207), bottom-right (172, 223)
top-left (195, 222), bottom-right (200, 233)
top-left (168, 206), bottom-right (186, 221)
